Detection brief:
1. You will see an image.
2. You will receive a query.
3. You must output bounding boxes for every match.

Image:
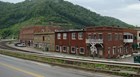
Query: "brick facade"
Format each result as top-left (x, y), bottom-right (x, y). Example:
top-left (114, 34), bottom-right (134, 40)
top-left (19, 26), bottom-right (137, 59)
top-left (19, 26), bottom-right (45, 46)
top-left (33, 26), bottom-right (61, 51)
top-left (55, 27), bottom-right (137, 58)
top-left (55, 29), bottom-right (87, 56)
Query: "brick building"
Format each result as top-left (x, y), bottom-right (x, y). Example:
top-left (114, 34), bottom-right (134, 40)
top-left (33, 26), bottom-right (61, 51)
top-left (55, 29), bottom-right (87, 55)
top-left (55, 27), bottom-right (137, 58)
top-left (19, 26), bottom-right (46, 46)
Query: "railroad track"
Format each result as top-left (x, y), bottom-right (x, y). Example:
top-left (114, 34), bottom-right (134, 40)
top-left (0, 40), bottom-right (140, 68)
top-left (0, 41), bottom-right (42, 54)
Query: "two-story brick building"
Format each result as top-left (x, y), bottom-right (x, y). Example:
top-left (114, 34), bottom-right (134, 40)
top-left (55, 29), bottom-right (86, 55)
top-left (33, 26), bottom-right (61, 51)
top-left (19, 26), bottom-right (46, 46)
top-left (55, 27), bottom-right (137, 58)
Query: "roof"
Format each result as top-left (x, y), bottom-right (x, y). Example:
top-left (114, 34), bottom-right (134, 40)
top-left (34, 32), bottom-right (54, 35)
top-left (55, 29), bottom-right (85, 32)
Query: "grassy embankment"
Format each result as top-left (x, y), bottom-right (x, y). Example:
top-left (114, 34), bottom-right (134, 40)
top-left (0, 50), bottom-right (139, 77)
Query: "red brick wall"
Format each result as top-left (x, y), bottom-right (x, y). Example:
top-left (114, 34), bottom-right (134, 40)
top-left (55, 27), bottom-right (137, 58)
top-left (85, 27), bottom-right (123, 58)
top-left (19, 26), bottom-right (45, 46)
top-left (55, 31), bottom-right (87, 56)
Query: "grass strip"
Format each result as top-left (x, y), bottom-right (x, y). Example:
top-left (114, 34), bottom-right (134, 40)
top-left (0, 50), bottom-right (139, 77)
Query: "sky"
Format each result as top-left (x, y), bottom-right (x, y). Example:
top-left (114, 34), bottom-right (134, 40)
top-left (0, 0), bottom-right (140, 26)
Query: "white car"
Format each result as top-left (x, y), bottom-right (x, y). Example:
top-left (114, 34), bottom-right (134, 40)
top-left (15, 43), bottom-right (26, 47)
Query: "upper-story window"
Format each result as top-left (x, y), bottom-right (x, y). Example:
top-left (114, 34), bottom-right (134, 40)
top-left (124, 35), bottom-right (127, 39)
top-left (93, 33), bottom-right (97, 39)
top-left (57, 33), bottom-right (61, 39)
top-left (128, 35), bottom-right (131, 39)
top-left (131, 35), bottom-right (133, 39)
top-left (72, 33), bottom-right (76, 40)
top-left (41, 29), bottom-right (45, 32)
top-left (98, 33), bottom-right (103, 39)
top-left (78, 32), bottom-right (83, 40)
top-left (63, 33), bottom-right (67, 40)
top-left (87, 33), bottom-right (92, 39)
top-left (88, 35), bottom-right (92, 39)
top-left (124, 35), bottom-right (133, 39)
top-left (108, 33), bottom-right (112, 41)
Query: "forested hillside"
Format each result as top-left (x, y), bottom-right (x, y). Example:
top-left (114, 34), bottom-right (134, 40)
top-left (0, 0), bottom-right (133, 39)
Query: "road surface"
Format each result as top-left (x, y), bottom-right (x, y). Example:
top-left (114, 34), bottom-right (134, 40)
top-left (0, 54), bottom-right (122, 77)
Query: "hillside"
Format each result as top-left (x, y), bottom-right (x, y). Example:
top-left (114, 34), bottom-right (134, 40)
top-left (0, 0), bottom-right (133, 39)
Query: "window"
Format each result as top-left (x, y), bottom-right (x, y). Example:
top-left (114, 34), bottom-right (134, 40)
top-left (41, 29), bottom-right (45, 32)
top-left (78, 32), bottom-right (83, 40)
top-left (98, 33), bottom-right (102, 39)
top-left (139, 33), bottom-right (140, 37)
top-left (113, 46), bottom-right (116, 55)
top-left (72, 33), bottom-right (76, 40)
top-left (56, 45), bottom-right (59, 51)
top-left (79, 47), bottom-right (85, 54)
top-left (63, 46), bottom-right (67, 52)
top-left (118, 48), bottom-right (120, 54)
top-left (93, 34), bottom-right (97, 39)
top-left (87, 34), bottom-right (92, 39)
top-left (42, 36), bottom-right (45, 41)
top-left (126, 35), bottom-right (133, 39)
top-left (128, 35), bottom-right (131, 39)
top-left (108, 33), bottom-right (112, 41)
top-left (63, 33), bottom-right (67, 40)
top-left (57, 33), bottom-right (61, 39)
top-left (71, 47), bottom-right (76, 53)
top-left (123, 35), bottom-right (127, 39)
top-left (130, 35), bottom-right (133, 39)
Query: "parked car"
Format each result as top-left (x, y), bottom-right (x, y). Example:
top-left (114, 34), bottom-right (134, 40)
top-left (14, 43), bottom-right (26, 47)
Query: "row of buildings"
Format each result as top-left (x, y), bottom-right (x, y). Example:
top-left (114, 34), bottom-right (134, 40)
top-left (19, 26), bottom-right (139, 58)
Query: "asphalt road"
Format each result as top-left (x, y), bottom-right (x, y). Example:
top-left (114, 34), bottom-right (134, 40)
top-left (0, 54), bottom-right (122, 77)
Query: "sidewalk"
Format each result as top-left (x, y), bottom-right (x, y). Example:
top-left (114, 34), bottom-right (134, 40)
top-left (7, 43), bottom-right (94, 60)
top-left (7, 42), bottom-right (135, 63)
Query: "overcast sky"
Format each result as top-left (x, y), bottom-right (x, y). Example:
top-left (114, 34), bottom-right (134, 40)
top-left (1, 0), bottom-right (140, 26)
